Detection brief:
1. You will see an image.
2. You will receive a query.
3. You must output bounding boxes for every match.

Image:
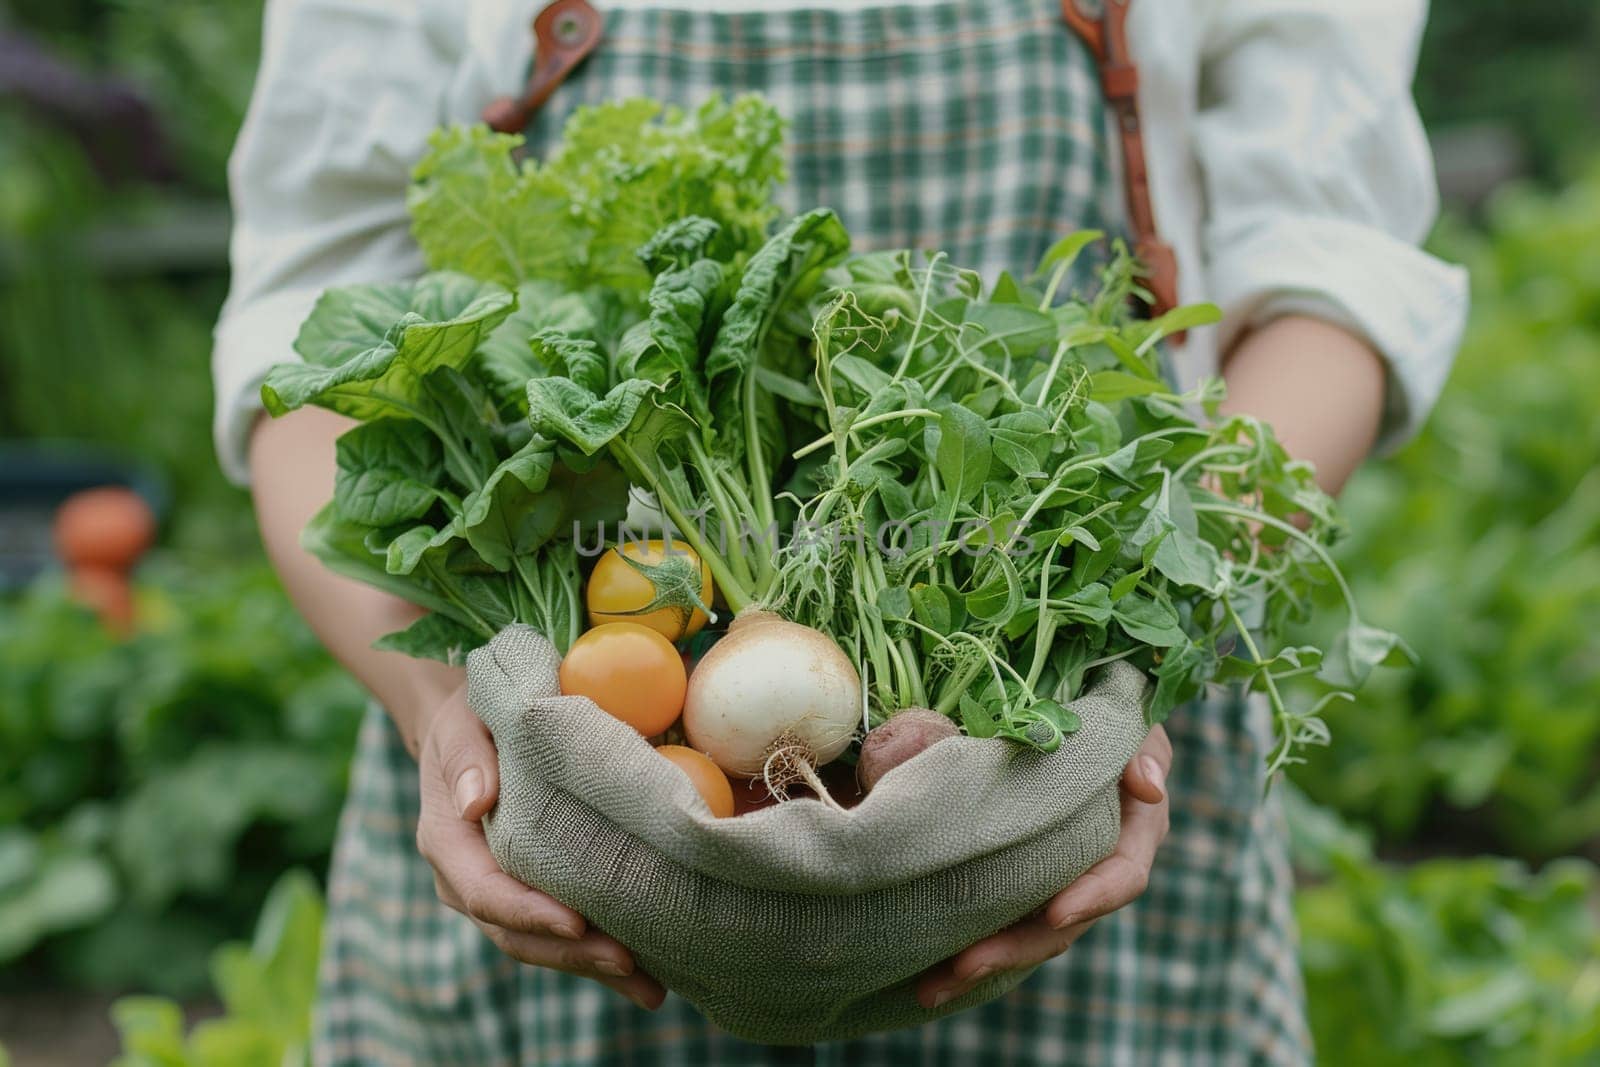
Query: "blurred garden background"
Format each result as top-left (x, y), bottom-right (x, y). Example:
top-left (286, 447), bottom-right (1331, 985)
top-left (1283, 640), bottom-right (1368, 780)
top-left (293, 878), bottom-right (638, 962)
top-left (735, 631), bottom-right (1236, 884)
top-left (1, 1), bottom-right (1598, 1063)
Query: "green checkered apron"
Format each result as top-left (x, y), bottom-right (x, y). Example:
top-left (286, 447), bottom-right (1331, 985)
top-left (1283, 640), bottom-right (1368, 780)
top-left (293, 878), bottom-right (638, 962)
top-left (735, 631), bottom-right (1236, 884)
top-left (313, 1), bottom-right (1311, 1063)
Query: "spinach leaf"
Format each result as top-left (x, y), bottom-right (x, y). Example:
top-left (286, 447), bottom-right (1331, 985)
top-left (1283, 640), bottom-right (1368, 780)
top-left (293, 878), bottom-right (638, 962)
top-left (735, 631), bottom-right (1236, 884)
top-left (333, 420), bottom-right (446, 527)
top-left (262, 274), bottom-right (513, 419)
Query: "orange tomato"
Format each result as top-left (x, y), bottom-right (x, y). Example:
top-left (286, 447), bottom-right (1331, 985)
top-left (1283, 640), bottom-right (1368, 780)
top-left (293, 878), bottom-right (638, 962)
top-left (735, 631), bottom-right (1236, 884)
top-left (559, 622), bottom-right (686, 735)
top-left (54, 487), bottom-right (156, 572)
top-left (586, 540), bottom-right (714, 642)
top-left (656, 745), bottom-right (736, 818)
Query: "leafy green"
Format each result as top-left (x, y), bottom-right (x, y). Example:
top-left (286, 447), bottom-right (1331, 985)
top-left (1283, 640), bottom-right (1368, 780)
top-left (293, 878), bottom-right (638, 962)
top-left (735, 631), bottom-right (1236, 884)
top-left (109, 870), bottom-right (323, 1067)
top-left (334, 419), bottom-right (445, 526)
top-left (271, 94), bottom-right (1394, 771)
top-left (761, 244), bottom-right (1390, 766)
top-left (265, 99), bottom-right (799, 656)
top-left (1290, 792), bottom-right (1600, 1065)
top-left (262, 273), bottom-right (513, 420)
top-left (0, 561), bottom-right (363, 994)
top-left (408, 96), bottom-right (785, 299)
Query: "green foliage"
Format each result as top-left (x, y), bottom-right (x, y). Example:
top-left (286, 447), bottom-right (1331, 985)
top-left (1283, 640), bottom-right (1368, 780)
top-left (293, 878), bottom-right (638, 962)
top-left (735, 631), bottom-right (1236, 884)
top-left (1291, 791), bottom-right (1600, 1064)
top-left (103, 0), bottom-right (265, 191)
top-left (409, 96), bottom-right (786, 298)
top-left (3, 0), bottom-right (262, 192)
top-left (109, 869), bottom-right (322, 1067)
top-left (300, 96), bottom-right (1393, 769)
top-left (1416, 1), bottom-right (1600, 182)
top-left (762, 246), bottom-right (1391, 764)
top-left (268, 99), bottom-right (796, 661)
top-left (1289, 166), bottom-right (1600, 858)
top-left (0, 562), bottom-right (363, 995)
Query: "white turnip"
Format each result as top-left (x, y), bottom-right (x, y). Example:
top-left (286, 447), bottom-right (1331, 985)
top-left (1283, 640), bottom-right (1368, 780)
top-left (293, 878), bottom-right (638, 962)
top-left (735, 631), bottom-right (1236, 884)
top-left (682, 610), bottom-right (861, 805)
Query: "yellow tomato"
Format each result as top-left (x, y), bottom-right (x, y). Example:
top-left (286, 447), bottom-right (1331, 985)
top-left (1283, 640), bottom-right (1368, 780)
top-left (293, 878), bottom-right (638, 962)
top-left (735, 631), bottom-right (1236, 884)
top-left (656, 745), bottom-right (736, 818)
top-left (559, 622), bottom-right (686, 736)
top-left (586, 539), bottom-right (714, 642)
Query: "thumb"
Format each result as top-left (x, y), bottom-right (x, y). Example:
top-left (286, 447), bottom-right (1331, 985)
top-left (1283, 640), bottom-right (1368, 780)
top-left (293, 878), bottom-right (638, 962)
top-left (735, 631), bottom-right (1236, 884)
top-left (1121, 725), bottom-right (1171, 806)
top-left (429, 689), bottom-right (501, 821)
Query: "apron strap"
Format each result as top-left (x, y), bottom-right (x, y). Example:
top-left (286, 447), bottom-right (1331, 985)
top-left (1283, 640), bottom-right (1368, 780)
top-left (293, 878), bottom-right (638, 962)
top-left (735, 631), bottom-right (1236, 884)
top-left (1063, 0), bottom-right (1183, 337)
top-left (482, 0), bottom-right (604, 133)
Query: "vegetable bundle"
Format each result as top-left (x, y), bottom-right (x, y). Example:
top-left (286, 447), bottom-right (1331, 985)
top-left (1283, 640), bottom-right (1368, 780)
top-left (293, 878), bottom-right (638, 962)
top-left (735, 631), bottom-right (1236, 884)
top-left (264, 95), bottom-right (1404, 786)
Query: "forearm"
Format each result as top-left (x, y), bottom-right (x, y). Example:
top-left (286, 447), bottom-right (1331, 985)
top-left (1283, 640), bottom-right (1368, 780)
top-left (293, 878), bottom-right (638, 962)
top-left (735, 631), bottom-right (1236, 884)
top-left (1218, 314), bottom-right (1386, 497)
top-left (249, 406), bottom-right (461, 756)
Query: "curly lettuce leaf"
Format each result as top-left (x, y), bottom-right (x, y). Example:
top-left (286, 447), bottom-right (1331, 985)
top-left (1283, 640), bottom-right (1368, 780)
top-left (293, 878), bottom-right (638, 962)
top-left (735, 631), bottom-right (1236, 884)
top-left (407, 96), bottom-right (785, 300)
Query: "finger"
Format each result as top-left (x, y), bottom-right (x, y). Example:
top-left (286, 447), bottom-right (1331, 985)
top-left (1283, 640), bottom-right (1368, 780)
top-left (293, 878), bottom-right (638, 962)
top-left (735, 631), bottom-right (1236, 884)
top-left (476, 922), bottom-right (665, 1009)
top-left (425, 690), bottom-right (501, 821)
top-left (421, 808), bottom-right (587, 939)
top-left (1042, 791), bottom-right (1168, 930)
top-left (596, 971), bottom-right (668, 1012)
top-left (1120, 724), bottom-right (1171, 805)
top-left (916, 917), bottom-right (1094, 1008)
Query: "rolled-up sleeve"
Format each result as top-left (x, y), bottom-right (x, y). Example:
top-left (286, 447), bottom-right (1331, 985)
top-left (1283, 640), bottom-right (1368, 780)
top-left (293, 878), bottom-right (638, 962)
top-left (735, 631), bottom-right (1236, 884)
top-left (1194, 0), bottom-right (1468, 452)
top-left (213, 0), bottom-right (467, 484)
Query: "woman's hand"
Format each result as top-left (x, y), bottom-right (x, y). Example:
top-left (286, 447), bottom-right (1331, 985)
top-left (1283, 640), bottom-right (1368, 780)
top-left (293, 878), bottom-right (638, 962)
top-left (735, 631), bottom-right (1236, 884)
top-left (414, 685), bottom-right (667, 1011)
top-left (916, 725), bottom-right (1173, 1009)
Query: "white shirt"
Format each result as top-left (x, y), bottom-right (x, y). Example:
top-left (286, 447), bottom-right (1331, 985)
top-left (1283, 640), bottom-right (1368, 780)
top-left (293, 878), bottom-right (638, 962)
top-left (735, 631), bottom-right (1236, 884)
top-left (214, 0), bottom-right (1467, 484)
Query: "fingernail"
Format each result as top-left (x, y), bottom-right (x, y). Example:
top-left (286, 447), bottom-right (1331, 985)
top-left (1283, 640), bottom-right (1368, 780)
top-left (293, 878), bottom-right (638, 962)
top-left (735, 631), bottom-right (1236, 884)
top-left (930, 988), bottom-right (955, 1009)
top-left (551, 922), bottom-right (583, 941)
top-left (454, 769), bottom-right (484, 818)
top-left (1139, 755), bottom-right (1166, 800)
top-left (964, 966), bottom-right (995, 985)
top-left (627, 991), bottom-right (656, 1012)
top-left (594, 959), bottom-right (631, 978)
top-left (1052, 911), bottom-right (1080, 931)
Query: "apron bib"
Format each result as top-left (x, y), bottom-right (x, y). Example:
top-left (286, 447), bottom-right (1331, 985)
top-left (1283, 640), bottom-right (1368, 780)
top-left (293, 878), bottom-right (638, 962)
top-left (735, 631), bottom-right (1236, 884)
top-left (522, 0), bottom-right (1121, 288)
top-left (314, 4), bottom-right (1311, 1064)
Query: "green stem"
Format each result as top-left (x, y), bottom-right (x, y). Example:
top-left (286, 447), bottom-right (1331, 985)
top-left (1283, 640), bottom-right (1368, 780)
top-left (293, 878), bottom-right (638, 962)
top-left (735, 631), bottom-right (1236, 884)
top-left (741, 371), bottom-right (779, 547)
top-left (1173, 443), bottom-right (1253, 483)
top-left (611, 438), bottom-right (754, 613)
top-left (1222, 594), bottom-right (1296, 775)
top-left (516, 556), bottom-right (547, 625)
top-left (1035, 339), bottom-right (1071, 405)
top-left (792, 408), bottom-right (941, 461)
top-left (419, 560), bottom-right (496, 639)
top-left (1039, 257), bottom-right (1073, 308)
top-left (925, 350), bottom-right (1023, 406)
top-left (851, 552), bottom-right (896, 712)
top-left (891, 252), bottom-right (946, 382)
top-left (934, 650), bottom-right (989, 717)
top-left (1193, 502), bottom-right (1359, 617)
top-left (897, 637), bottom-right (927, 706)
top-left (685, 436), bottom-right (757, 590)
top-left (1023, 549), bottom-right (1058, 693)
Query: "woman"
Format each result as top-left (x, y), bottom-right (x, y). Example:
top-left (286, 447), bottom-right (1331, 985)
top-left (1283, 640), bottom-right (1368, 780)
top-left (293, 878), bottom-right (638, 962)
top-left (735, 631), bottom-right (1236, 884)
top-left (217, 0), bottom-right (1465, 1062)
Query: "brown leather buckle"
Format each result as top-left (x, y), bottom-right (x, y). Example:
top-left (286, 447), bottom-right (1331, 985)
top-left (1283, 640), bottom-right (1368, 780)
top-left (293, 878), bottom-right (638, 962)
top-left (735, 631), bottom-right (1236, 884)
top-left (482, 0), bottom-right (604, 133)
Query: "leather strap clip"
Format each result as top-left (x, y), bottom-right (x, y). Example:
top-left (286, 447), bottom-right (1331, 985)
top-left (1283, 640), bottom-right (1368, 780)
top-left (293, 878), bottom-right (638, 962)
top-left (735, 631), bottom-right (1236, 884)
top-left (1061, 0), bottom-right (1183, 340)
top-left (1100, 63), bottom-right (1139, 104)
top-left (482, 0), bottom-right (603, 133)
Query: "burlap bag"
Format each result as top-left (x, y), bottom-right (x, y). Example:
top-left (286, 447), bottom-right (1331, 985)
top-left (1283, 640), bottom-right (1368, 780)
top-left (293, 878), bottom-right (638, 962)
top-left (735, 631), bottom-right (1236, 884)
top-left (468, 624), bottom-right (1150, 1045)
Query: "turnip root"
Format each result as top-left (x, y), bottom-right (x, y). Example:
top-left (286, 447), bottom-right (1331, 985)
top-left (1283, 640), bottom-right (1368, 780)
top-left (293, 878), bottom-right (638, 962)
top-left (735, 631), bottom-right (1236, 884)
top-left (857, 708), bottom-right (959, 793)
top-left (682, 610), bottom-right (861, 804)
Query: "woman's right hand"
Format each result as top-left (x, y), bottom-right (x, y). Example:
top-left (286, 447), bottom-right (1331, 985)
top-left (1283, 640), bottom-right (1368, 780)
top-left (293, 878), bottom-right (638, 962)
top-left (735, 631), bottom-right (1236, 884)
top-left (414, 685), bottom-right (667, 1011)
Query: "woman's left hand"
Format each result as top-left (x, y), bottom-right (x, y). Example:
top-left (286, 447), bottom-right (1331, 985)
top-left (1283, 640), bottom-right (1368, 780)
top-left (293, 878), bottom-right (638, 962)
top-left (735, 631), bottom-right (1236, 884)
top-left (916, 724), bottom-right (1173, 1009)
